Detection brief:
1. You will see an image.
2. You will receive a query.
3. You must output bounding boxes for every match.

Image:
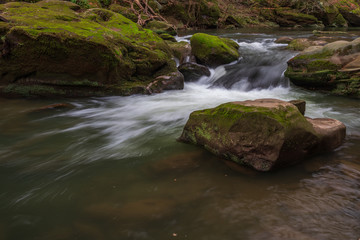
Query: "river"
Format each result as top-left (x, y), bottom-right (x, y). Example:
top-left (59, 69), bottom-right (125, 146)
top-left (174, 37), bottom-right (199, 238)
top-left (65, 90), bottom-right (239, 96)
top-left (0, 29), bottom-right (359, 240)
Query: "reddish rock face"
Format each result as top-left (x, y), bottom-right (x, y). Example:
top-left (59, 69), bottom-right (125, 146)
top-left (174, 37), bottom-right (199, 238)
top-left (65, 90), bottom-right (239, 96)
top-left (306, 118), bottom-right (346, 150)
top-left (179, 98), bottom-right (346, 172)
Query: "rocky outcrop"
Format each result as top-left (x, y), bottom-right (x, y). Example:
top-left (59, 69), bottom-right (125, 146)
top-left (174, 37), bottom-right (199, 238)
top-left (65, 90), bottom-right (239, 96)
top-left (190, 33), bottom-right (240, 68)
top-left (179, 99), bottom-right (346, 172)
top-left (178, 62), bottom-right (211, 82)
top-left (285, 38), bottom-right (360, 97)
top-left (0, 1), bottom-right (183, 98)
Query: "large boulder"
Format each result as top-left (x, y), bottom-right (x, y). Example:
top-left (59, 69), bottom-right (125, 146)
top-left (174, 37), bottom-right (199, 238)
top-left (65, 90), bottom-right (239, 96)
top-left (190, 33), bottom-right (240, 68)
top-left (179, 99), bottom-right (346, 172)
top-left (285, 38), bottom-right (360, 98)
top-left (0, 1), bottom-right (183, 98)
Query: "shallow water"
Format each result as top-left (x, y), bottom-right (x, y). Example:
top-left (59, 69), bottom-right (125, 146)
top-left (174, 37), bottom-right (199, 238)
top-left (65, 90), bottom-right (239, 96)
top-left (0, 30), bottom-right (360, 240)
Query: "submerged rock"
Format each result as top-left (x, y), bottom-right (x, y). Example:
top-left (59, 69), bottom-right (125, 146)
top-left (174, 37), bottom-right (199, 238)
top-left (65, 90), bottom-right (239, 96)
top-left (285, 38), bottom-right (360, 97)
top-left (150, 151), bottom-right (202, 174)
top-left (0, 1), bottom-right (180, 98)
top-left (179, 99), bottom-right (345, 172)
top-left (178, 62), bottom-right (211, 82)
top-left (190, 33), bottom-right (240, 67)
top-left (28, 103), bottom-right (74, 113)
top-left (85, 198), bottom-right (176, 221)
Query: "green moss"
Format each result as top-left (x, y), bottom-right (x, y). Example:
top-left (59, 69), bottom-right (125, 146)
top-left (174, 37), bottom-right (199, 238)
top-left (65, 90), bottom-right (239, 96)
top-left (277, 9), bottom-right (318, 22)
top-left (144, 20), bottom-right (176, 36)
top-left (287, 39), bottom-right (311, 51)
top-left (70, 0), bottom-right (90, 9)
top-left (294, 50), bottom-right (333, 60)
top-left (190, 33), bottom-right (239, 67)
top-left (307, 60), bottom-right (339, 72)
top-left (193, 102), bottom-right (304, 129)
top-left (285, 69), bottom-right (337, 88)
top-left (0, 1), bottom-right (178, 98)
top-left (197, 0), bottom-right (220, 27)
top-left (333, 13), bottom-right (347, 27)
top-left (332, 78), bottom-right (360, 97)
top-left (109, 4), bottom-right (137, 22)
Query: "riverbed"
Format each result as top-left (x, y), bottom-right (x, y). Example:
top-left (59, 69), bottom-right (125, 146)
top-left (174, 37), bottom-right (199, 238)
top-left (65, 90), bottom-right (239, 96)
top-left (0, 29), bottom-right (359, 240)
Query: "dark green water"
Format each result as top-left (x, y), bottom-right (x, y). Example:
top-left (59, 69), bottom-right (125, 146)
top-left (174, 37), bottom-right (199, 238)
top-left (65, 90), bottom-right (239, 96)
top-left (0, 30), bottom-right (359, 240)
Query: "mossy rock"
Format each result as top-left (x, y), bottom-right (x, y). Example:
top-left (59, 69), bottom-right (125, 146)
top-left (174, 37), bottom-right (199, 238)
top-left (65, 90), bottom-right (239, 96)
top-left (109, 3), bottom-right (137, 22)
top-left (190, 33), bottom-right (240, 67)
top-left (178, 62), bottom-right (210, 82)
top-left (287, 38), bottom-right (312, 51)
top-left (179, 99), bottom-right (323, 172)
top-left (333, 13), bottom-right (348, 27)
top-left (329, 0), bottom-right (360, 26)
top-left (261, 7), bottom-right (319, 27)
top-left (166, 41), bottom-right (194, 64)
top-left (197, 0), bottom-right (221, 28)
top-left (0, 0), bottom-right (182, 98)
top-left (159, 0), bottom-right (220, 29)
top-left (144, 20), bottom-right (176, 36)
top-left (285, 38), bottom-right (360, 97)
top-left (275, 8), bottom-right (319, 26)
top-left (158, 33), bottom-right (176, 42)
top-left (225, 15), bottom-right (244, 28)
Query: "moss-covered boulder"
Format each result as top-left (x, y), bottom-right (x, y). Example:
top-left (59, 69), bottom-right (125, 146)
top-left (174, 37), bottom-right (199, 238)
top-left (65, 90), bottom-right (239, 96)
top-left (179, 99), bottom-right (346, 172)
top-left (285, 38), bottom-right (360, 97)
top-left (190, 33), bottom-right (240, 68)
top-left (0, 0), bottom-right (183, 98)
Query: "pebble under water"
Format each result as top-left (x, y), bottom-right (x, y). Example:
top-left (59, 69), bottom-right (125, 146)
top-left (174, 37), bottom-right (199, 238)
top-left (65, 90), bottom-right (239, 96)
top-left (0, 29), bottom-right (359, 240)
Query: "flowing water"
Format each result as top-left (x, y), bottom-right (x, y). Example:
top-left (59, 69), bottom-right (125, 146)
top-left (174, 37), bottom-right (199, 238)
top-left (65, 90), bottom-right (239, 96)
top-left (0, 29), bottom-right (360, 240)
